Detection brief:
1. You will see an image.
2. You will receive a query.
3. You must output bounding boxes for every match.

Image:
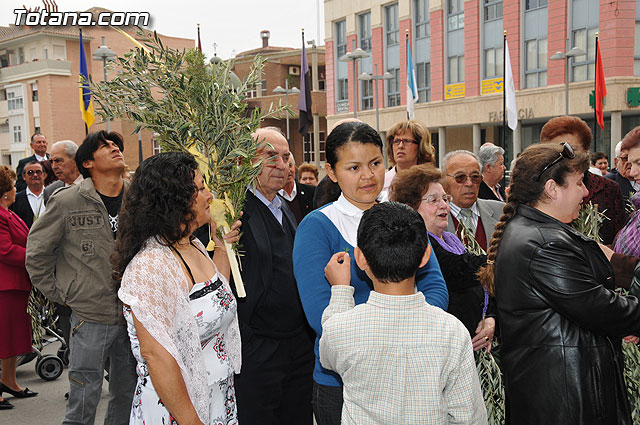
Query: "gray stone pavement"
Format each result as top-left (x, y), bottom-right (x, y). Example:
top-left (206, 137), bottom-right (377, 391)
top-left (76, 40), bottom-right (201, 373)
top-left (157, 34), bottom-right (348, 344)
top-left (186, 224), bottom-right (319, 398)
top-left (1, 341), bottom-right (108, 425)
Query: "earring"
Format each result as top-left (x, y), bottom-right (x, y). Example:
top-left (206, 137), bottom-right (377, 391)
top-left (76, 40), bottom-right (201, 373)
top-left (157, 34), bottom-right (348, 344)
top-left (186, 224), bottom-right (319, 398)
top-left (3, 196), bottom-right (6, 200)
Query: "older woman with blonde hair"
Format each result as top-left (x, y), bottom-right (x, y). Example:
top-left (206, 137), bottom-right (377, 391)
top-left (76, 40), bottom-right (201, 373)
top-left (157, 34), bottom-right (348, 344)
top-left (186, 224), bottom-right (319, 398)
top-left (379, 120), bottom-right (435, 201)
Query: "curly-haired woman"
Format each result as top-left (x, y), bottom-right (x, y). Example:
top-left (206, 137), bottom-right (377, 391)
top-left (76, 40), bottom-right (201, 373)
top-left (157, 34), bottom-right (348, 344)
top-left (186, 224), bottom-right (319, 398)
top-left (114, 152), bottom-right (241, 425)
top-left (478, 143), bottom-right (640, 425)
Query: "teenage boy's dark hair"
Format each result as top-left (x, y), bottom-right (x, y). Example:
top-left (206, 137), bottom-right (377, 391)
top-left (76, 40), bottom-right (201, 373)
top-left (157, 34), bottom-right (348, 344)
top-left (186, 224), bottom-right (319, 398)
top-left (75, 130), bottom-right (125, 178)
top-left (357, 202), bottom-right (428, 283)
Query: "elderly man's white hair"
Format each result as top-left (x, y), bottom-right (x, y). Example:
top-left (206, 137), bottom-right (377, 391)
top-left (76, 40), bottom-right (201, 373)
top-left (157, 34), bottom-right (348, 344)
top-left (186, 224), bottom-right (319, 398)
top-left (441, 150), bottom-right (480, 174)
top-left (615, 141), bottom-right (623, 158)
top-left (51, 140), bottom-right (79, 158)
top-left (478, 144), bottom-right (505, 173)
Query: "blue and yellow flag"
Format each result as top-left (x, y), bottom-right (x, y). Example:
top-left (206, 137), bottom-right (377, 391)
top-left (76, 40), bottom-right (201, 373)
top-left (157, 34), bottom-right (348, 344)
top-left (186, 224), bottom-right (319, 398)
top-left (79, 29), bottom-right (95, 128)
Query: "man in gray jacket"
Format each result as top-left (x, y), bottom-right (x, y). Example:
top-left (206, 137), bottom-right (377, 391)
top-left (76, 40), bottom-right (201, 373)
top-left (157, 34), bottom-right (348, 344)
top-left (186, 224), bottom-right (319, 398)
top-left (27, 131), bottom-right (135, 425)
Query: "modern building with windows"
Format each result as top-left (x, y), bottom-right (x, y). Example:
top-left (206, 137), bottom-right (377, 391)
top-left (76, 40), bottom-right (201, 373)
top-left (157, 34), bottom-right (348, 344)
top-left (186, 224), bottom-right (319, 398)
top-left (325, 0), bottom-right (640, 166)
top-left (0, 7), bottom-right (193, 169)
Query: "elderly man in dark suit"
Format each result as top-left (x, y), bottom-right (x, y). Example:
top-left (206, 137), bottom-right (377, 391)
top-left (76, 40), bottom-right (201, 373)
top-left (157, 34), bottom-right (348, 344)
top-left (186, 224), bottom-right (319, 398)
top-left (605, 141), bottom-right (637, 202)
top-left (15, 133), bottom-right (48, 192)
top-left (279, 154), bottom-right (315, 224)
top-left (10, 161), bottom-right (46, 228)
top-left (233, 127), bottom-right (314, 425)
top-left (443, 150), bottom-right (505, 252)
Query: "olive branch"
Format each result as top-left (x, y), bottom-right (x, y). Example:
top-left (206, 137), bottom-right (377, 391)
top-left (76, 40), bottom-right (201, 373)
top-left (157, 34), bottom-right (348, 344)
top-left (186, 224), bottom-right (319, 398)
top-left (89, 31), bottom-right (291, 297)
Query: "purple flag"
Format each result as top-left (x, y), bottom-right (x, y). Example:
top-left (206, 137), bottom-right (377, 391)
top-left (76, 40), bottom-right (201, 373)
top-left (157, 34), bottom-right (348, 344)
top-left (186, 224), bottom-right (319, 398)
top-left (298, 31), bottom-right (312, 135)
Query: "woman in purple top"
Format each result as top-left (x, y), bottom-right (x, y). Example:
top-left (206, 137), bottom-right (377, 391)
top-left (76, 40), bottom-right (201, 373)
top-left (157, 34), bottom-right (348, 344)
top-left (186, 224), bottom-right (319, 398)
top-left (390, 164), bottom-right (496, 351)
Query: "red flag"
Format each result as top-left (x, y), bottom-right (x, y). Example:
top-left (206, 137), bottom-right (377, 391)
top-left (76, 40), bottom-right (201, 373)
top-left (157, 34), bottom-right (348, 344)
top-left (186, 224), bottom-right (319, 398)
top-left (197, 24), bottom-right (202, 53)
top-left (595, 37), bottom-right (606, 130)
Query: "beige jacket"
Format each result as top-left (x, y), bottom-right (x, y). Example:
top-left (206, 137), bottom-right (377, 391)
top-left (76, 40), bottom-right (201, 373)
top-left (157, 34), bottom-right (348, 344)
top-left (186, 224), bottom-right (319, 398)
top-left (27, 178), bottom-right (126, 324)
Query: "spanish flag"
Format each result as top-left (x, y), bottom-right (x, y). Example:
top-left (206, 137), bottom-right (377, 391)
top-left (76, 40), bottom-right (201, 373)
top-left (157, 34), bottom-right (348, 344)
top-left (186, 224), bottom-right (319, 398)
top-left (79, 29), bottom-right (95, 129)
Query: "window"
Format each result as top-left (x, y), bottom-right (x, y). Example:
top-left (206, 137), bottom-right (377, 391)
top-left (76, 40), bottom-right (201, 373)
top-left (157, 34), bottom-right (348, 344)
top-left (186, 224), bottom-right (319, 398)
top-left (387, 68), bottom-right (401, 106)
top-left (633, 0), bottom-right (640, 76)
top-left (484, 47), bottom-right (503, 78)
top-left (385, 4), bottom-right (399, 46)
top-left (335, 20), bottom-right (347, 58)
top-left (416, 62), bottom-right (431, 102)
top-left (572, 27), bottom-right (597, 81)
top-left (13, 125), bottom-right (22, 143)
top-left (447, 0), bottom-right (465, 84)
top-left (415, 0), bottom-right (431, 102)
top-left (359, 13), bottom-right (372, 51)
top-left (31, 83), bottom-right (38, 102)
top-left (303, 131), bottom-right (326, 162)
top-left (571, 0), bottom-right (599, 82)
top-left (152, 136), bottom-right (162, 155)
top-left (448, 56), bottom-right (465, 83)
top-left (415, 0), bottom-right (430, 39)
top-left (524, 38), bottom-right (547, 87)
top-left (17, 48), bottom-right (25, 65)
top-left (361, 80), bottom-right (373, 110)
top-left (261, 80), bottom-right (267, 97)
top-left (523, 1), bottom-right (548, 88)
top-left (484, 0), bottom-right (502, 21)
top-left (335, 19), bottom-right (349, 112)
top-left (525, 0), bottom-right (547, 10)
top-left (7, 92), bottom-right (24, 111)
top-left (448, 0), bottom-right (464, 30)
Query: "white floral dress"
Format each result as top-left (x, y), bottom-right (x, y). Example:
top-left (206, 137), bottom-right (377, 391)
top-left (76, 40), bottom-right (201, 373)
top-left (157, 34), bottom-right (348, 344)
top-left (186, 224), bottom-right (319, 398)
top-left (124, 273), bottom-right (239, 425)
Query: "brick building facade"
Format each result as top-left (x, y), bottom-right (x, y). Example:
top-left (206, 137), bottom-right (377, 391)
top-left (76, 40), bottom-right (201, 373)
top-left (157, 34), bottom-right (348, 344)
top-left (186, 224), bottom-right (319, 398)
top-left (324, 0), bottom-right (640, 166)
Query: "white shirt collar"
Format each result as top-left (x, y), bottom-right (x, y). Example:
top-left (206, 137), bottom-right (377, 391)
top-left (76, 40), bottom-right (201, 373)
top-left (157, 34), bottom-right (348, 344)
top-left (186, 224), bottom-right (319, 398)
top-left (250, 186), bottom-right (282, 209)
top-left (278, 183), bottom-right (297, 202)
top-left (334, 193), bottom-right (366, 218)
top-left (65, 174), bottom-right (84, 187)
top-left (449, 201), bottom-right (479, 217)
top-left (34, 153), bottom-right (47, 161)
top-left (26, 186), bottom-right (44, 199)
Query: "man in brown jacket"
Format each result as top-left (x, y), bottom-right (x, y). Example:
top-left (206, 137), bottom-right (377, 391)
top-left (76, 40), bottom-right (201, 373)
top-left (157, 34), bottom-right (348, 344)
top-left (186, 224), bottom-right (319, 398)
top-left (27, 131), bottom-right (135, 425)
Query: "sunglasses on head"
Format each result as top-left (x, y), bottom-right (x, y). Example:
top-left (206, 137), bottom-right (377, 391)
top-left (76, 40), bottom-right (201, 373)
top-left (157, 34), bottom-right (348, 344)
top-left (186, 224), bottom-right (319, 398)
top-left (535, 142), bottom-right (575, 182)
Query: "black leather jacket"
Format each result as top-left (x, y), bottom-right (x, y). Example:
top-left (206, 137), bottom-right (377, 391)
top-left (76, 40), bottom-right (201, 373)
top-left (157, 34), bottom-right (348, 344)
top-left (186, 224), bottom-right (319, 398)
top-left (495, 204), bottom-right (640, 425)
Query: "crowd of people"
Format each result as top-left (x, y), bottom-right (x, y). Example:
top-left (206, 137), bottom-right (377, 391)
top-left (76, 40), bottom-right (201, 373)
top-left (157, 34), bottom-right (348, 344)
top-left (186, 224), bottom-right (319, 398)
top-left (1, 115), bottom-right (640, 424)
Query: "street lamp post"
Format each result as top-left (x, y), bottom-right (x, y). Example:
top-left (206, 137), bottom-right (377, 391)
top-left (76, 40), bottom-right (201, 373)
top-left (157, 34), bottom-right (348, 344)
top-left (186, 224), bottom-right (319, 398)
top-left (550, 46), bottom-right (586, 115)
top-left (93, 36), bottom-right (116, 131)
top-left (273, 80), bottom-right (300, 141)
top-left (339, 47), bottom-right (370, 118)
top-left (359, 65), bottom-right (393, 165)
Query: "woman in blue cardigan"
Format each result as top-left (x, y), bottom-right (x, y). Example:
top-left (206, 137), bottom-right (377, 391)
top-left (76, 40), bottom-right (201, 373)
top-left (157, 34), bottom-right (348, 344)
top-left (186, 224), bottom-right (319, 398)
top-left (292, 121), bottom-right (448, 425)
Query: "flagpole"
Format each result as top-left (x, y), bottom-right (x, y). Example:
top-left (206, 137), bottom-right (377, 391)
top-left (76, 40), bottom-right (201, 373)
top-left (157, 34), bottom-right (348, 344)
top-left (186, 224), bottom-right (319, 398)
top-left (593, 33), bottom-right (598, 149)
top-left (502, 31), bottom-right (506, 151)
top-left (406, 30), bottom-right (410, 121)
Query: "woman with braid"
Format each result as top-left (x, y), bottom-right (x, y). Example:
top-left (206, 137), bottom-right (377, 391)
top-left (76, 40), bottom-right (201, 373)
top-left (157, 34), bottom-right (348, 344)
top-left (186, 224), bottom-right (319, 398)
top-left (477, 143), bottom-right (640, 425)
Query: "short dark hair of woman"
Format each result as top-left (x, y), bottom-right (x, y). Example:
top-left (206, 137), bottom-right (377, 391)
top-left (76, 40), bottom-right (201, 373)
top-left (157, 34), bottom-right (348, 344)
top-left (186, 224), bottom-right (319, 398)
top-left (325, 121), bottom-right (383, 168)
top-left (477, 143), bottom-right (589, 295)
top-left (76, 130), bottom-right (125, 178)
top-left (0, 165), bottom-right (16, 196)
top-left (386, 120), bottom-right (435, 166)
top-left (389, 164), bottom-right (443, 210)
top-left (40, 159), bottom-right (57, 186)
top-left (540, 116), bottom-right (592, 151)
top-left (590, 152), bottom-right (607, 165)
top-left (112, 151), bottom-right (199, 284)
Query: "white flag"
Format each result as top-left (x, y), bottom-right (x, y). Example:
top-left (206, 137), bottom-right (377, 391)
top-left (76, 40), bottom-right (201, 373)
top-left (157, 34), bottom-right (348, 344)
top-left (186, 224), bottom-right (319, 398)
top-left (406, 36), bottom-right (418, 120)
top-left (505, 40), bottom-right (517, 130)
